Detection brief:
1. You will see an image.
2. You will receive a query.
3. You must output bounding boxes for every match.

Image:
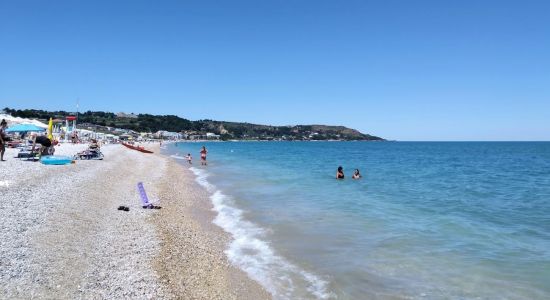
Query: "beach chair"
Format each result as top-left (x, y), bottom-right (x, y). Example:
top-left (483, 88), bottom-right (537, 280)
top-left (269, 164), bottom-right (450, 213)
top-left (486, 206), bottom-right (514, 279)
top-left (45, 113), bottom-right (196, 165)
top-left (75, 148), bottom-right (104, 160)
top-left (17, 136), bottom-right (40, 161)
top-left (7, 140), bottom-right (22, 148)
top-left (17, 145), bottom-right (40, 161)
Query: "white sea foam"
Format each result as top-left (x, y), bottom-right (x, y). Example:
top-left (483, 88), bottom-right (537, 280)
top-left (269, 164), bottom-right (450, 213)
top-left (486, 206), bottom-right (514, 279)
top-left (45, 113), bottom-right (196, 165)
top-left (190, 167), bottom-right (216, 192)
top-left (189, 167), bottom-right (333, 299)
top-left (170, 154), bottom-right (187, 160)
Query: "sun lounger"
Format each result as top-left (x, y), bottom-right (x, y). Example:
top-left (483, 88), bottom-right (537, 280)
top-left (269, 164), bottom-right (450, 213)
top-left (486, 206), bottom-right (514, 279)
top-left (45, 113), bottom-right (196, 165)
top-left (17, 150), bottom-right (40, 161)
top-left (7, 140), bottom-right (22, 148)
top-left (75, 146), bottom-right (104, 160)
top-left (17, 136), bottom-right (40, 161)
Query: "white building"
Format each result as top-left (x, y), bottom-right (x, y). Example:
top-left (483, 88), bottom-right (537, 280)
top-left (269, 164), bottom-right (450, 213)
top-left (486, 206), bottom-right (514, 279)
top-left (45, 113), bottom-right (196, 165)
top-left (206, 132), bottom-right (220, 139)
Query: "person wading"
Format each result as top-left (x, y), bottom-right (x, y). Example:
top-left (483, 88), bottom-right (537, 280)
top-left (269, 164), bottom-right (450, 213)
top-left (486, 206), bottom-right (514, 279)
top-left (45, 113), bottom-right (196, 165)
top-left (200, 146), bottom-right (208, 166)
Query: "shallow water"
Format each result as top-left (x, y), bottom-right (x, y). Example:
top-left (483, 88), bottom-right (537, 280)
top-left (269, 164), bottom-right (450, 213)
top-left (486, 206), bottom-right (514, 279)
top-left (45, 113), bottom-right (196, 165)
top-left (167, 142), bottom-right (550, 299)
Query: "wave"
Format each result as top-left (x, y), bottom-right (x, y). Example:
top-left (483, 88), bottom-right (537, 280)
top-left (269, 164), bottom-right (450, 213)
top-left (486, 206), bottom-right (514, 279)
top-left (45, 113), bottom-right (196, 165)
top-left (189, 167), bottom-right (333, 299)
top-left (170, 154), bottom-right (187, 160)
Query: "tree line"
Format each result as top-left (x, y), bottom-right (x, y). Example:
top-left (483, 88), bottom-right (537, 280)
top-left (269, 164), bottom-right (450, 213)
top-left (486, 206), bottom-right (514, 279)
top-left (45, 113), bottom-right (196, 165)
top-left (3, 107), bottom-right (384, 140)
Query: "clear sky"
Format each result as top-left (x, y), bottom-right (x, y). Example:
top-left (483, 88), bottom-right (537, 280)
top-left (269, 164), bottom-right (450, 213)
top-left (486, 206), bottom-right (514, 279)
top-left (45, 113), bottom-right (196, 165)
top-left (1, 0), bottom-right (549, 141)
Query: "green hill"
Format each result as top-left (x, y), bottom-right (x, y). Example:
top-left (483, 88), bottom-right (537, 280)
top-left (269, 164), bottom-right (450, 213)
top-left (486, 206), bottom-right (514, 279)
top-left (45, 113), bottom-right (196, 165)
top-left (3, 107), bottom-right (384, 141)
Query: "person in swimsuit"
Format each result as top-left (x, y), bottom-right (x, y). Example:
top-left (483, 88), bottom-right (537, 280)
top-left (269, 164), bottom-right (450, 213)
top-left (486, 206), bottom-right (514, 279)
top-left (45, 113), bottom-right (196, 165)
top-left (186, 153), bottom-right (192, 164)
top-left (71, 131), bottom-right (78, 144)
top-left (35, 135), bottom-right (53, 156)
top-left (336, 166), bottom-right (345, 179)
top-left (0, 119), bottom-right (7, 161)
top-left (352, 169), bottom-right (362, 179)
top-left (89, 139), bottom-right (100, 150)
top-left (200, 146), bottom-right (208, 165)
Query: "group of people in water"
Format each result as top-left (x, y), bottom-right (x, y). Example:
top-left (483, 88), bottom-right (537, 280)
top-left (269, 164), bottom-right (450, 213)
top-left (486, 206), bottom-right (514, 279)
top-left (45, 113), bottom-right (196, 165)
top-left (180, 146), bottom-right (360, 181)
top-left (336, 166), bottom-right (361, 180)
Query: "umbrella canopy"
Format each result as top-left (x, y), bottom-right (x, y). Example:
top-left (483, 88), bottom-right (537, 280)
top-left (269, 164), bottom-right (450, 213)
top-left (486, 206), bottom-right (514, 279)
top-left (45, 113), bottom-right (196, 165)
top-left (47, 118), bottom-right (53, 139)
top-left (0, 114), bottom-right (48, 128)
top-left (5, 123), bottom-right (46, 133)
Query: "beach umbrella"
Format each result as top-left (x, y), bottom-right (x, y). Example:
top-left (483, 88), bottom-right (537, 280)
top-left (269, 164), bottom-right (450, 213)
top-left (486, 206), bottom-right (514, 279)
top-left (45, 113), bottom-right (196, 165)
top-left (0, 114), bottom-right (48, 128)
top-left (5, 123), bottom-right (46, 133)
top-left (47, 118), bottom-right (53, 139)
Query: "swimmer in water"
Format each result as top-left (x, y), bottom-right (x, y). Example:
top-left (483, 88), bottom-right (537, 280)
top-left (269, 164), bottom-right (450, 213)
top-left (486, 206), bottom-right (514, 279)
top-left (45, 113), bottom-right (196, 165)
top-left (336, 166), bottom-right (345, 179)
top-left (352, 169), bottom-right (362, 179)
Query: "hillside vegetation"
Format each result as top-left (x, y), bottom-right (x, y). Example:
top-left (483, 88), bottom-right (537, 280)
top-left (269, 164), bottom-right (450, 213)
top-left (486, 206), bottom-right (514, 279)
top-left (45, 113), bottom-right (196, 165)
top-left (3, 107), bottom-right (384, 141)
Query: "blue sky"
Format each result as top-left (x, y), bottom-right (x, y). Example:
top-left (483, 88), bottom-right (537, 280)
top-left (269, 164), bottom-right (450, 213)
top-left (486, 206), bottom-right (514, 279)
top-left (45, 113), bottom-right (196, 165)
top-left (1, 0), bottom-right (549, 140)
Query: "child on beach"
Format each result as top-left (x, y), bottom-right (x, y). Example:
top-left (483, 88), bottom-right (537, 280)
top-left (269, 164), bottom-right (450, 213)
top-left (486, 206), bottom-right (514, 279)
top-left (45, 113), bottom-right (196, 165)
top-left (200, 146), bottom-right (208, 166)
top-left (186, 153), bottom-right (192, 164)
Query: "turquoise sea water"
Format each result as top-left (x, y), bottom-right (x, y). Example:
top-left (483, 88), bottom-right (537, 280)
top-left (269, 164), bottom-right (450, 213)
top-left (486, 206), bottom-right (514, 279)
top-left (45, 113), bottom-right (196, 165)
top-left (166, 142), bottom-right (550, 299)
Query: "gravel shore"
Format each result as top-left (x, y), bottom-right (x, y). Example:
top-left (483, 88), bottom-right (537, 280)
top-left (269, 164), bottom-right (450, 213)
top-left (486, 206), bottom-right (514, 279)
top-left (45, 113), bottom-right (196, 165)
top-left (0, 143), bottom-right (270, 299)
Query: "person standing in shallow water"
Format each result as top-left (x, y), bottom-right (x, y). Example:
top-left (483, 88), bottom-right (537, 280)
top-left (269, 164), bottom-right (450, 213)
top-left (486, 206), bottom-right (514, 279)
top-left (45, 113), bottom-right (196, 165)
top-left (200, 146), bottom-right (208, 166)
top-left (336, 166), bottom-right (345, 179)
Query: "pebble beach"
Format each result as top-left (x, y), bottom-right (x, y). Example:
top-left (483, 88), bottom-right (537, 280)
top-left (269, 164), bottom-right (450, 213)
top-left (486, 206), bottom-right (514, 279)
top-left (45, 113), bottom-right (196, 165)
top-left (0, 143), bottom-right (270, 299)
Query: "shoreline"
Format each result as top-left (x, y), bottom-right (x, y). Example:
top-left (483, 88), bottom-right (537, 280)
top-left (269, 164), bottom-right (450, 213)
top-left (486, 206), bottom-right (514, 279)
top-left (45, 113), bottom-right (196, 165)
top-left (168, 144), bottom-right (335, 299)
top-left (0, 143), bottom-right (270, 299)
top-left (152, 149), bottom-right (271, 299)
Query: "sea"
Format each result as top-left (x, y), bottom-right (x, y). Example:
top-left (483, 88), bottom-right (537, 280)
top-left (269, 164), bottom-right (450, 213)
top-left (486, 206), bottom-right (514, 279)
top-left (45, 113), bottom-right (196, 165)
top-left (164, 141), bottom-right (550, 300)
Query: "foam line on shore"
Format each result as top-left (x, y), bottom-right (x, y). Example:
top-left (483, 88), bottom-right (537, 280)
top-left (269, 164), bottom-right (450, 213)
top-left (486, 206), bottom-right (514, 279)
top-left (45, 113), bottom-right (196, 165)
top-left (189, 167), bottom-right (333, 299)
top-left (170, 154), bottom-right (186, 160)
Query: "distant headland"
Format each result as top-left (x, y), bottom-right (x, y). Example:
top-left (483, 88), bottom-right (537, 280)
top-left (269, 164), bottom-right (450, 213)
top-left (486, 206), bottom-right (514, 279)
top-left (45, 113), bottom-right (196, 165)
top-left (3, 107), bottom-right (384, 141)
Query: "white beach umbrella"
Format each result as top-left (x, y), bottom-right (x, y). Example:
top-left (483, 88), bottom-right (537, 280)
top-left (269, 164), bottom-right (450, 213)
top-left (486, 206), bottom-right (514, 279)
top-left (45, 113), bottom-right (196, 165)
top-left (0, 114), bottom-right (48, 128)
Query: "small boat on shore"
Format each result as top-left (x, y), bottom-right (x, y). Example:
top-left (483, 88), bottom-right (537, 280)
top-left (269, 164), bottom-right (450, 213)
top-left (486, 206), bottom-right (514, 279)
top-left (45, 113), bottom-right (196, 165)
top-left (122, 143), bottom-right (136, 150)
top-left (137, 148), bottom-right (154, 154)
top-left (121, 142), bottom-right (154, 154)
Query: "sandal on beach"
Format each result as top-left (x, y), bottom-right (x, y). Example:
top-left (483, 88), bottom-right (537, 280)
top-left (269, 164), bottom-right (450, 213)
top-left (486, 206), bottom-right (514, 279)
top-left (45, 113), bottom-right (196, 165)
top-left (142, 204), bottom-right (161, 209)
top-left (117, 206), bottom-right (125, 210)
top-left (123, 207), bottom-right (130, 212)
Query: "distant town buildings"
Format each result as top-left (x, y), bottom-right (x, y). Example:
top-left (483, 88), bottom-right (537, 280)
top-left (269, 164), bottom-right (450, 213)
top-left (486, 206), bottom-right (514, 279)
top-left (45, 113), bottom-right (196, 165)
top-left (185, 132), bottom-right (220, 140)
top-left (154, 130), bottom-right (182, 140)
top-left (116, 112), bottom-right (138, 119)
